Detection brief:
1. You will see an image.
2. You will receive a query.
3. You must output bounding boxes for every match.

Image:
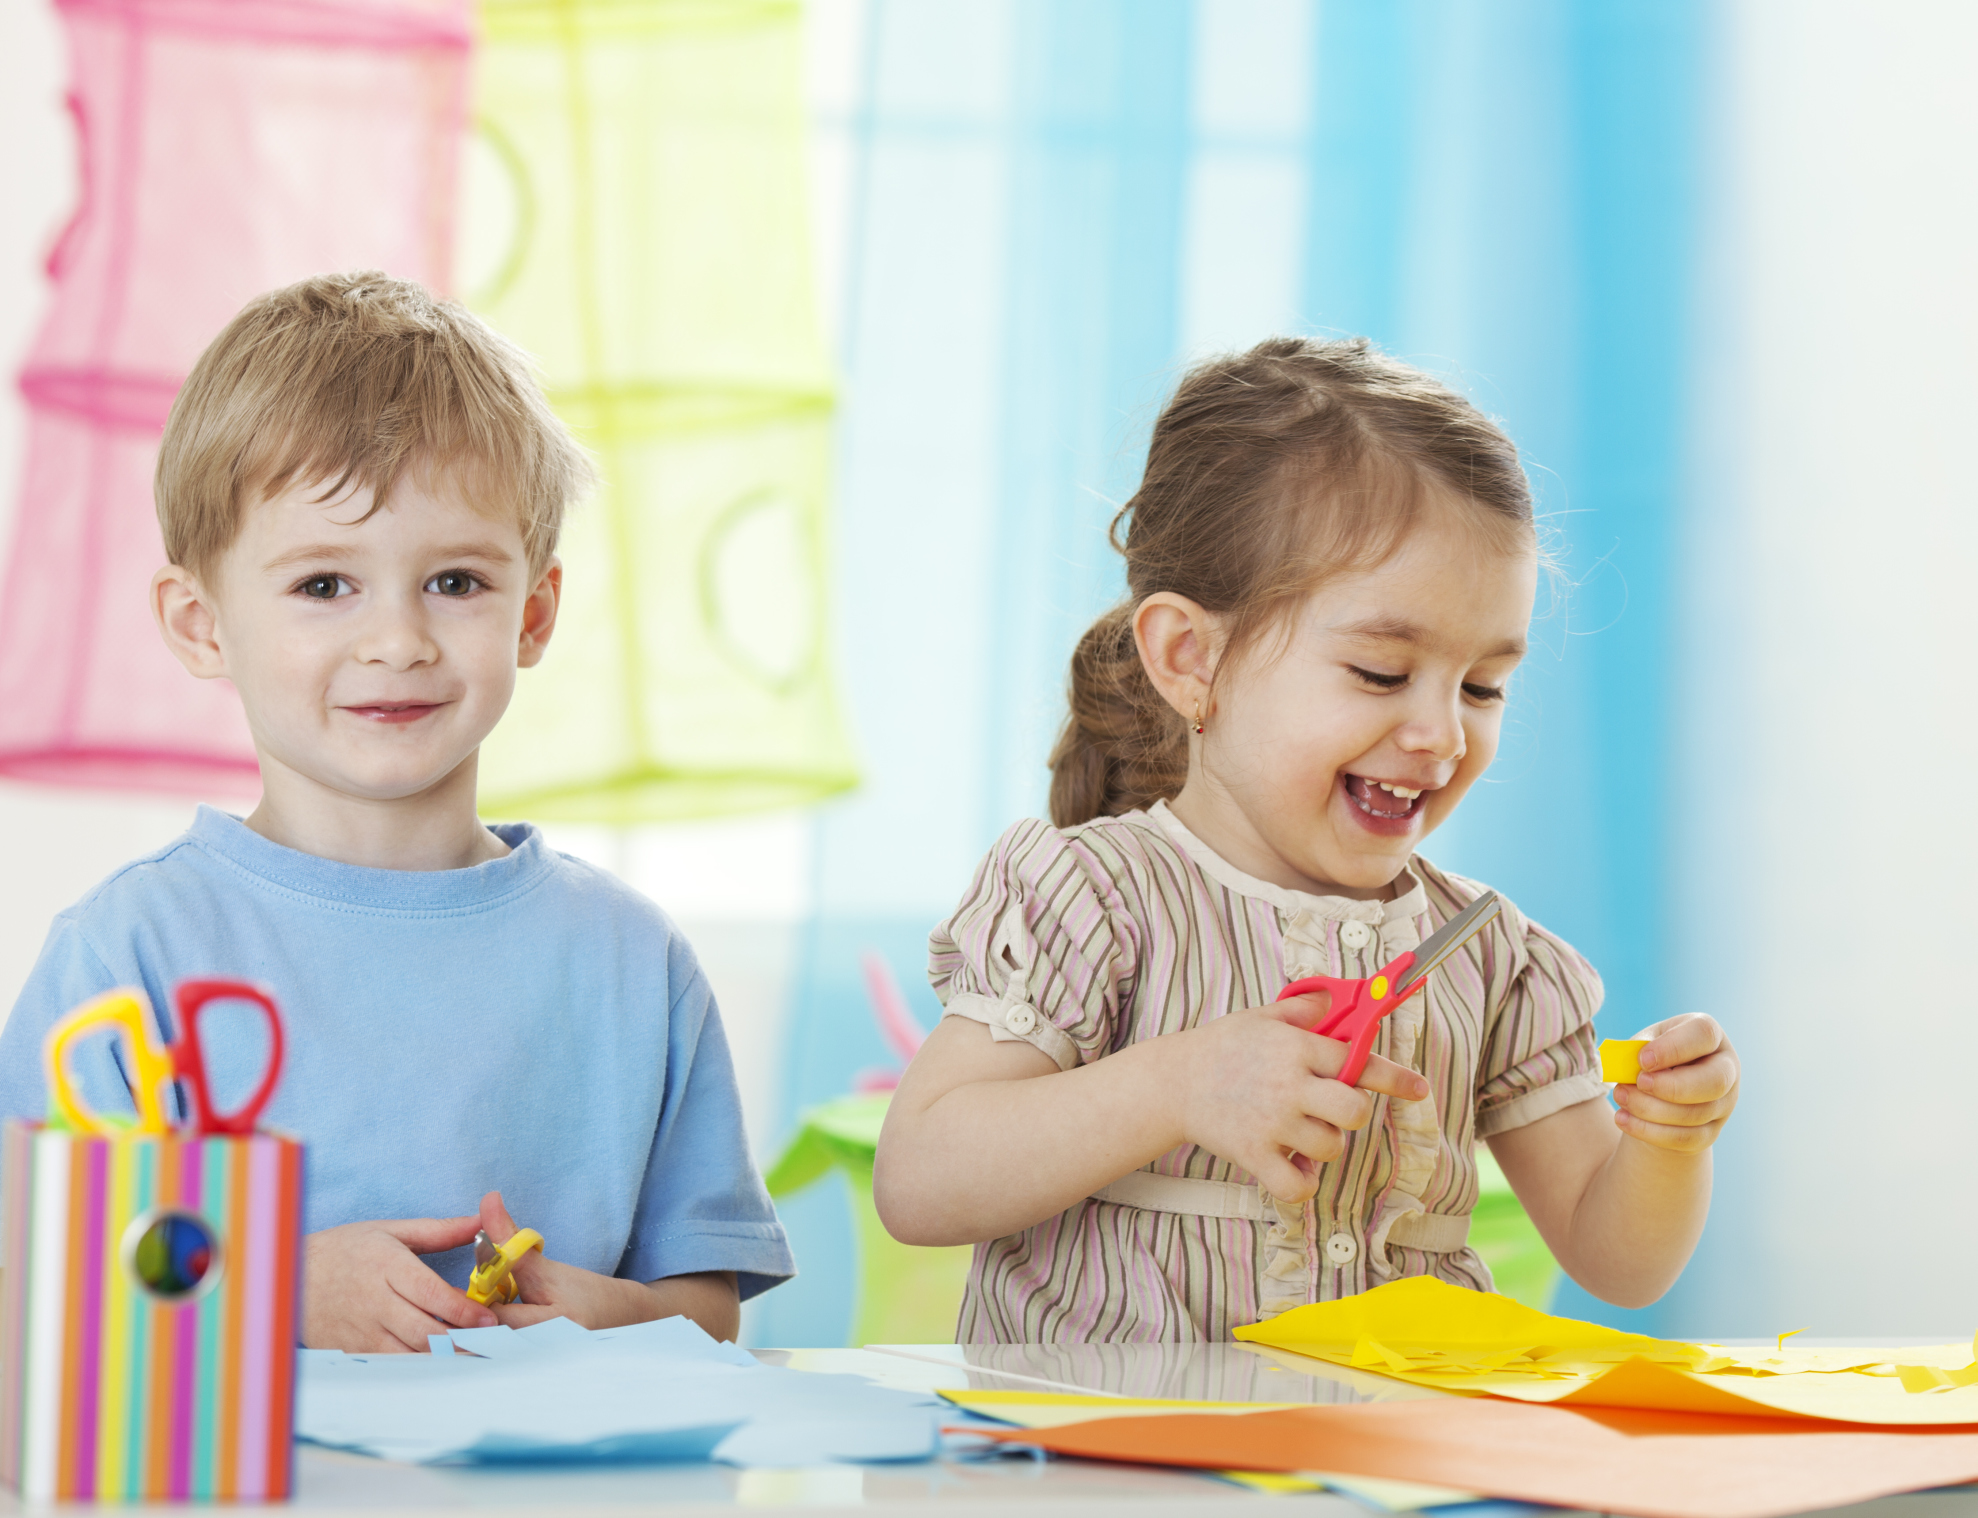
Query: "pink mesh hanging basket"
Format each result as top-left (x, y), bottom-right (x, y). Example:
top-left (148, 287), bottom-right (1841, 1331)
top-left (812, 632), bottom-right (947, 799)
top-left (0, 0), bottom-right (470, 796)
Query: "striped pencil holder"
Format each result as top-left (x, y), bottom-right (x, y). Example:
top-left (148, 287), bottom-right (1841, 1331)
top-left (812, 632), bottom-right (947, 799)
top-left (0, 1121), bottom-right (304, 1501)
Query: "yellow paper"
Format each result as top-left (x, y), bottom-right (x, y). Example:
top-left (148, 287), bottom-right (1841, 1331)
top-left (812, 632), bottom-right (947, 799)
top-left (1600, 1038), bottom-right (1648, 1082)
top-left (1235, 1276), bottom-right (1978, 1426)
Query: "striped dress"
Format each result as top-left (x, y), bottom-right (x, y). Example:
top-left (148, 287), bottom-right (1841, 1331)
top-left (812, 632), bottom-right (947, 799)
top-left (928, 801), bottom-right (1604, 1344)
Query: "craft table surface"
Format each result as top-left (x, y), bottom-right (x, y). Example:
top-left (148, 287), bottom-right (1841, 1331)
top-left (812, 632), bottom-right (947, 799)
top-left (5, 1343), bottom-right (1974, 1516)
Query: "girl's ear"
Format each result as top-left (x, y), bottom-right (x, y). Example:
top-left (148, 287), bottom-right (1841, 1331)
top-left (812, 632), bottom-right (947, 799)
top-left (1133, 592), bottom-right (1223, 721)
top-left (517, 557), bottom-right (562, 669)
top-left (152, 565), bottom-right (229, 680)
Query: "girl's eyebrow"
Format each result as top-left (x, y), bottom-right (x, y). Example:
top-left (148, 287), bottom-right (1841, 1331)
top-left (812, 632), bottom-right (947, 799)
top-left (1334, 614), bottom-right (1526, 660)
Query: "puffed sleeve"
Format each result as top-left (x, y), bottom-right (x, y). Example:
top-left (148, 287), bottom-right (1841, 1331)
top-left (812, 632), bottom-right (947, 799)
top-left (1474, 902), bottom-right (1606, 1139)
top-left (927, 818), bottom-right (1138, 1072)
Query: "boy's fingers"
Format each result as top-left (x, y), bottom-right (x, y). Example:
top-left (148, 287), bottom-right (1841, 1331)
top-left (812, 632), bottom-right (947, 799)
top-left (478, 1190), bottom-right (519, 1243)
top-left (380, 1215), bottom-right (482, 1255)
top-left (390, 1256), bottom-right (497, 1329)
top-left (1251, 1147), bottom-right (1320, 1203)
top-left (491, 1303), bottom-right (565, 1329)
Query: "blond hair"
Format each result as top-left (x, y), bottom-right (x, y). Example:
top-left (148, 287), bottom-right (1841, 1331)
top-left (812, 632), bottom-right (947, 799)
top-left (156, 271), bottom-right (592, 578)
top-left (1049, 336), bottom-right (1535, 828)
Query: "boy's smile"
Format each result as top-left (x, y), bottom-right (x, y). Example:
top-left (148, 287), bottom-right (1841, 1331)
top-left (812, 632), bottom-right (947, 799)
top-left (153, 473), bottom-right (560, 869)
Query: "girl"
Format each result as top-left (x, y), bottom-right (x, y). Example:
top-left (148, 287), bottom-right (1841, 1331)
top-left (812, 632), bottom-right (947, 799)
top-left (874, 337), bottom-right (1740, 1343)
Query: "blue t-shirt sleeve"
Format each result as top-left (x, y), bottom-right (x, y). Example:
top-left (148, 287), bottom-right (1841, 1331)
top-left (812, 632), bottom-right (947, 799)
top-left (618, 950), bottom-right (794, 1301)
top-left (0, 916), bottom-right (142, 1127)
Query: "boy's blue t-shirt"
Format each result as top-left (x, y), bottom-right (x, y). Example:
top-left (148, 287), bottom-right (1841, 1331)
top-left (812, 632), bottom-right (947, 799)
top-left (0, 807), bottom-right (794, 1300)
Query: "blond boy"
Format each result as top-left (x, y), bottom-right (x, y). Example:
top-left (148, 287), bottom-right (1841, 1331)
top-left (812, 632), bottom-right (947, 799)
top-left (0, 273), bottom-right (792, 1349)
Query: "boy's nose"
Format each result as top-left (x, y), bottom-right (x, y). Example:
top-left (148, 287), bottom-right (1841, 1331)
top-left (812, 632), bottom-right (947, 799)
top-left (354, 602), bottom-right (440, 669)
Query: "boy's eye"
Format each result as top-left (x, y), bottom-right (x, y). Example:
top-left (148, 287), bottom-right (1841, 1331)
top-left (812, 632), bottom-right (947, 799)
top-left (1348, 665), bottom-right (1409, 690)
top-left (427, 571), bottom-right (480, 597)
top-left (1463, 682), bottom-right (1507, 703)
top-left (298, 575), bottom-right (346, 600)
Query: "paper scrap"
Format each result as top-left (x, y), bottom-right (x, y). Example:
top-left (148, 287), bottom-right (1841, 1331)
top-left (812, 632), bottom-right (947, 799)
top-left (967, 1397), bottom-right (1978, 1518)
top-left (298, 1315), bottom-right (941, 1467)
top-left (1601, 1039), bottom-right (1648, 1083)
top-left (1235, 1276), bottom-right (1978, 1426)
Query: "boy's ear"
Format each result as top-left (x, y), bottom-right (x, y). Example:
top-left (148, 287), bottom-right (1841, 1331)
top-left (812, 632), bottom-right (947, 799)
top-left (152, 565), bottom-right (229, 680)
top-left (517, 557), bottom-right (562, 669)
top-left (1134, 592), bottom-right (1223, 721)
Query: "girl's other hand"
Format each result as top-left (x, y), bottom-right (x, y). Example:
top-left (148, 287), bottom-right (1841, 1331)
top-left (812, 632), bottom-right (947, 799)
top-left (1179, 993), bottom-right (1430, 1204)
top-left (1612, 1013), bottom-right (1739, 1154)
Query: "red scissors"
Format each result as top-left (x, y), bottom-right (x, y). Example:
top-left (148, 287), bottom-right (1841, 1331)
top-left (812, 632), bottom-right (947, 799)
top-left (44, 979), bottom-right (286, 1136)
top-left (1276, 891), bottom-right (1502, 1086)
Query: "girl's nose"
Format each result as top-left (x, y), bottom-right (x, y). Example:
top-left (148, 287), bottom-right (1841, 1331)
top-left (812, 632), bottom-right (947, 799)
top-left (1399, 693), bottom-right (1466, 766)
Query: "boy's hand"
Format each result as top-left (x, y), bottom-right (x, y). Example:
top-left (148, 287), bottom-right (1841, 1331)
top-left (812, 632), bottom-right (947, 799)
top-left (476, 1192), bottom-right (740, 1342)
top-left (1177, 994), bottom-right (1430, 1205)
top-left (302, 1216), bottom-right (497, 1352)
top-left (1612, 1013), bottom-right (1740, 1154)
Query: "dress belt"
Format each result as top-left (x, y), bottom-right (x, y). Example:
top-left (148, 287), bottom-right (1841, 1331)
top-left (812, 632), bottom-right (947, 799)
top-left (1088, 1170), bottom-right (1471, 1253)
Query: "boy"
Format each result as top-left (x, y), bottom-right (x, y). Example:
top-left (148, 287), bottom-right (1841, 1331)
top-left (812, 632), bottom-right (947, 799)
top-left (0, 273), bottom-right (793, 1351)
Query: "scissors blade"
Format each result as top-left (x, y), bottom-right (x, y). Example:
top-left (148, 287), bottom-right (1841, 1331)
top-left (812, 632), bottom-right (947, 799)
top-left (1394, 890), bottom-right (1502, 994)
top-left (473, 1230), bottom-right (499, 1270)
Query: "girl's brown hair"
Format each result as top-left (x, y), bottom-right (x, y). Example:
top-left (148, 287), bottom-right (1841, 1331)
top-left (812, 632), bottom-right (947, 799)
top-left (1048, 335), bottom-right (1534, 828)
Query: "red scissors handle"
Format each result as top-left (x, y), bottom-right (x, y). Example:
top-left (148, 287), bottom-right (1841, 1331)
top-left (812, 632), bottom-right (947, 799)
top-left (1276, 950), bottom-right (1421, 1087)
top-left (171, 980), bottom-right (285, 1135)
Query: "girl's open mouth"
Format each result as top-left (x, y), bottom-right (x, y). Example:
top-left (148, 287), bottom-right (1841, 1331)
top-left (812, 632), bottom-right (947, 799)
top-left (1343, 773), bottom-right (1426, 824)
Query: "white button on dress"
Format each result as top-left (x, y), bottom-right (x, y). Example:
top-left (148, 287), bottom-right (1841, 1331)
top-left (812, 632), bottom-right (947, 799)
top-left (1325, 1232), bottom-right (1359, 1265)
top-left (1003, 1005), bottom-right (1038, 1036)
top-left (1339, 920), bottom-right (1374, 950)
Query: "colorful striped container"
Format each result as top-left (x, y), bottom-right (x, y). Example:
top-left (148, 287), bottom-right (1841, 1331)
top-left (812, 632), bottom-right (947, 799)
top-left (0, 1121), bottom-right (303, 1501)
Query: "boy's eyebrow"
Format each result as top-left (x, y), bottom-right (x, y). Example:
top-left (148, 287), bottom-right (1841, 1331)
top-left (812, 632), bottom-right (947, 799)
top-left (1333, 614), bottom-right (1526, 661)
top-left (261, 539), bottom-right (518, 572)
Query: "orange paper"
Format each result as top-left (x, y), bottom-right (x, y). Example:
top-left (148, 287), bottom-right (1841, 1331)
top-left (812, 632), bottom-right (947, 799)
top-left (969, 1398), bottom-right (1978, 1518)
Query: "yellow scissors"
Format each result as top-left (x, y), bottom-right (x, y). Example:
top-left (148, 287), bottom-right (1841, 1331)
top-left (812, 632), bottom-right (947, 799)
top-left (466, 1226), bottom-right (544, 1306)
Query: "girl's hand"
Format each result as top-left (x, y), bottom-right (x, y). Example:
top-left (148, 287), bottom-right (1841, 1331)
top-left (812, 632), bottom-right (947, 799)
top-left (1177, 993), bottom-right (1430, 1203)
top-left (1612, 1013), bottom-right (1739, 1154)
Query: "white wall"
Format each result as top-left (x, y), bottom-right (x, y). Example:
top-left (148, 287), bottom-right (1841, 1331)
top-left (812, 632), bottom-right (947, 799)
top-left (1675, 0), bottom-right (1978, 1334)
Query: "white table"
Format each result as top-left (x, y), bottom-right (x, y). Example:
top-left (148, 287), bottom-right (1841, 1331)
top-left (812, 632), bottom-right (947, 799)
top-left (6, 1343), bottom-right (1974, 1515)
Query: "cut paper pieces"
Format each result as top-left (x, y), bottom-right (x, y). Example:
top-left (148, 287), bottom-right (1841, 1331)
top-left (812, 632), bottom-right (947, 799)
top-left (297, 1315), bottom-right (940, 1467)
top-left (1236, 1276), bottom-right (1978, 1426)
top-left (1601, 1039), bottom-right (1648, 1082)
top-left (967, 1398), bottom-right (1978, 1518)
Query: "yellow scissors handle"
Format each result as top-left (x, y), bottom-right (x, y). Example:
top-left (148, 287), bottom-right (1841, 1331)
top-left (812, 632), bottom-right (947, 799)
top-left (466, 1228), bottom-right (544, 1306)
top-left (45, 989), bottom-right (175, 1135)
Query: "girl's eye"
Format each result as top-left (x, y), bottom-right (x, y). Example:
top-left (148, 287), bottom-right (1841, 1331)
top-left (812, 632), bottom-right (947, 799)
top-left (427, 571), bottom-right (480, 597)
top-left (1348, 665), bottom-right (1409, 690)
top-left (298, 575), bottom-right (346, 600)
top-left (1463, 682), bottom-right (1507, 703)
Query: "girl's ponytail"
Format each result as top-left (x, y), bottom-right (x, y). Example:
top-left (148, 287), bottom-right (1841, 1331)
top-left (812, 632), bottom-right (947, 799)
top-left (1048, 603), bottom-right (1187, 828)
top-left (1046, 336), bottom-right (1533, 829)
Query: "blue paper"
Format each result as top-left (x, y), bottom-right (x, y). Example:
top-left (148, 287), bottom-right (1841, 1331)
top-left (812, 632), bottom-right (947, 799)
top-left (296, 1316), bottom-right (939, 1468)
